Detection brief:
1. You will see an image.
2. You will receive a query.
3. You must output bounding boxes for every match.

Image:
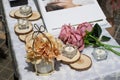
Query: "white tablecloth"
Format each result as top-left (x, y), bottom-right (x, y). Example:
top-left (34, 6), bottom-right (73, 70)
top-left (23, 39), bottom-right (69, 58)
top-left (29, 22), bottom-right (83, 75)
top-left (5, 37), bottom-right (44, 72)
top-left (2, 0), bottom-right (120, 80)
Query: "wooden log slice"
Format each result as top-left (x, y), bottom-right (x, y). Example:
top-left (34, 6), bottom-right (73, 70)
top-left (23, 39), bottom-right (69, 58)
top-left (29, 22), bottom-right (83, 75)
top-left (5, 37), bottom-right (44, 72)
top-left (25, 38), bottom-right (34, 52)
top-left (56, 51), bottom-right (81, 63)
top-left (18, 31), bottom-right (33, 42)
top-left (25, 32), bottom-right (34, 51)
top-left (9, 9), bottom-right (17, 18)
top-left (69, 54), bottom-right (92, 70)
top-left (14, 23), bottom-right (33, 34)
top-left (25, 32), bottom-right (34, 43)
top-left (28, 11), bottom-right (41, 21)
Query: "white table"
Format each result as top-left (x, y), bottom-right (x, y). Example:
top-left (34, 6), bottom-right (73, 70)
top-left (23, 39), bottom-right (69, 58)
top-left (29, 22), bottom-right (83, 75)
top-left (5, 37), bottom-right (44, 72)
top-left (2, 0), bottom-right (120, 80)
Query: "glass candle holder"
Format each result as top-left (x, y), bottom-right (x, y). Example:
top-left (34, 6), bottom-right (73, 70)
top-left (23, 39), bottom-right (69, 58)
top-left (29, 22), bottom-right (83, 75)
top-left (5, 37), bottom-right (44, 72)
top-left (19, 5), bottom-right (32, 16)
top-left (62, 44), bottom-right (77, 59)
top-left (18, 18), bottom-right (29, 30)
top-left (92, 47), bottom-right (108, 61)
top-left (35, 59), bottom-right (54, 74)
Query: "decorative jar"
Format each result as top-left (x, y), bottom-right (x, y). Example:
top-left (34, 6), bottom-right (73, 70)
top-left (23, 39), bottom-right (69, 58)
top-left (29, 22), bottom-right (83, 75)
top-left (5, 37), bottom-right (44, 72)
top-left (35, 59), bottom-right (54, 75)
top-left (92, 47), bottom-right (108, 61)
top-left (62, 44), bottom-right (77, 59)
top-left (18, 18), bottom-right (29, 29)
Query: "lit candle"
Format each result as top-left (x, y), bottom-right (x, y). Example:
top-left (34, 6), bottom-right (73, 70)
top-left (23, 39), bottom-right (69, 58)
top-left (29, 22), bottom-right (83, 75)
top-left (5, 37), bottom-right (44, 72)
top-left (62, 45), bottom-right (77, 59)
top-left (92, 48), bottom-right (107, 61)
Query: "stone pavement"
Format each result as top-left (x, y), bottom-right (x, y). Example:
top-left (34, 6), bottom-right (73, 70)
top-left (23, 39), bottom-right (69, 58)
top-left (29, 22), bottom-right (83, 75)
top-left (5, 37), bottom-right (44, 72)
top-left (0, 21), bottom-right (14, 80)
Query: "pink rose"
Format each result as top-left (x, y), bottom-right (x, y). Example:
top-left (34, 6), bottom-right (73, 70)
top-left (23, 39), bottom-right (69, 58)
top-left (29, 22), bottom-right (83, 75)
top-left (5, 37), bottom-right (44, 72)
top-left (59, 24), bottom-right (85, 51)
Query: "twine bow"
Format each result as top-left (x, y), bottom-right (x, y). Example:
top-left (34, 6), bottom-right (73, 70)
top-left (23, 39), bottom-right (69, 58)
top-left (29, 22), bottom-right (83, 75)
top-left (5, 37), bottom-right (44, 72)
top-left (32, 24), bottom-right (52, 50)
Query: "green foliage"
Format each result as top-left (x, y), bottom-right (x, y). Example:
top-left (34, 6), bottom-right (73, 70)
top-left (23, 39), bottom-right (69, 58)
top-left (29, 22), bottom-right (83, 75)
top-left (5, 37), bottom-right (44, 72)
top-left (84, 23), bottom-right (120, 56)
top-left (84, 23), bottom-right (103, 47)
top-left (101, 36), bottom-right (111, 42)
top-left (91, 23), bottom-right (102, 38)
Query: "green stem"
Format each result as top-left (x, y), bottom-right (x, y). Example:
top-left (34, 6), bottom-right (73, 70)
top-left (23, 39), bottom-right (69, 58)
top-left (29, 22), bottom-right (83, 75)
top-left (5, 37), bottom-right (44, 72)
top-left (105, 47), bottom-right (120, 56)
top-left (89, 35), bottom-right (102, 45)
top-left (101, 43), bottom-right (120, 48)
top-left (89, 35), bottom-right (120, 56)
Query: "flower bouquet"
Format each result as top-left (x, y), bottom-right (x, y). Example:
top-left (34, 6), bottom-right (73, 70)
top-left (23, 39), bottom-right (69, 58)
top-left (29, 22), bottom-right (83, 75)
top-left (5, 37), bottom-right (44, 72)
top-left (25, 24), bottom-right (63, 75)
top-left (59, 22), bottom-right (120, 56)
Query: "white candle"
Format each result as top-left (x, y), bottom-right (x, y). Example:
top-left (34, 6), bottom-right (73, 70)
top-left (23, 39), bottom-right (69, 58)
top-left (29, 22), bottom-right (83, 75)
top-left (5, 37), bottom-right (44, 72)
top-left (92, 48), bottom-right (107, 61)
top-left (62, 45), bottom-right (77, 59)
top-left (95, 49), bottom-right (105, 56)
top-left (65, 46), bottom-right (75, 54)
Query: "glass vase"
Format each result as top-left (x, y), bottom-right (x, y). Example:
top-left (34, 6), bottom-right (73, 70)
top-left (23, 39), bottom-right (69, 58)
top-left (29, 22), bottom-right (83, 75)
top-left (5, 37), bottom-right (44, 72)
top-left (35, 59), bottom-right (54, 75)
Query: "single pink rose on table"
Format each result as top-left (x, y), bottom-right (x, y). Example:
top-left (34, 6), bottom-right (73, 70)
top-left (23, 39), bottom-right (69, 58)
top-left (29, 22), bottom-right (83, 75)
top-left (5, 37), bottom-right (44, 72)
top-left (76, 22), bottom-right (93, 37)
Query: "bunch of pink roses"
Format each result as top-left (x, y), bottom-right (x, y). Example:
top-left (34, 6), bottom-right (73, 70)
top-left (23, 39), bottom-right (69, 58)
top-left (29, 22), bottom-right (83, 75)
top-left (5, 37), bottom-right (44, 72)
top-left (59, 22), bottom-right (92, 51)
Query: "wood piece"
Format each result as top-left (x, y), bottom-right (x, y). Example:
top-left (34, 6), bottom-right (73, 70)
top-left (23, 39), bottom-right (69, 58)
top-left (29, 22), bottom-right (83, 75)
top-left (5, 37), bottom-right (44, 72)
top-left (9, 9), bottom-right (17, 18)
top-left (25, 38), bottom-right (34, 52)
top-left (25, 31), bottom-right (35, 43)
top-left (57, 51), bottom-right (81, 63)
top-left (69, 54), bottom-right (92, 70)
top-left (14, 23), bottom-right (33, 34)
top-left (25, 32), bottom-right (34, 51)
top-left (10, 9), bottom-right (41, 21)
top-left (18, 31), bottom-right (33, 42)
top-left (14, 10), bottom-right (32, 18)
top-left (28, 11), bottom-right (41, 21)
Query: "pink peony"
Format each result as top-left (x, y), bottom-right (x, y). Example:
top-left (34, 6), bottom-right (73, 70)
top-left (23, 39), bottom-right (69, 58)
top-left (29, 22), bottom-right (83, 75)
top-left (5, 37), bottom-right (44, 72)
top-left (59, 22), bottom-right (93, 51)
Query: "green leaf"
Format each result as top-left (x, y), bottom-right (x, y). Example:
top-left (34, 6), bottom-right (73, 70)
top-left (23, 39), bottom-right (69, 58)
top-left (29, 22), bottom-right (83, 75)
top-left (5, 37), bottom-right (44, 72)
top-left (92, 23), bottom-right (102, 38)
top-left (101, 36), bottom-right (111, 42)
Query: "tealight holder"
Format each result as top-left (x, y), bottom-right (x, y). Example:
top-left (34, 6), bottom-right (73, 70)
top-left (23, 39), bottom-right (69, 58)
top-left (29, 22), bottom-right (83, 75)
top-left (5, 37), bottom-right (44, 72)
top-left (18, 18), bottom-right (29, 30)
top-left (19, 5), bottom-right (32, 16)
top-left (62, 44), bottom-right (77, 59)
top-left (35, 59), bottom-right (54, 75)
top-left (92, 47), bottom-right (108, 61)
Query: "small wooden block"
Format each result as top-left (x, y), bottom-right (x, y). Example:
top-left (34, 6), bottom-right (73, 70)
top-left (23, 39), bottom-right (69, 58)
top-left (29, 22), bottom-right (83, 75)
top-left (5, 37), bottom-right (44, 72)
top-left (14, 23), bottom-right (33, 34)
top-left (69, 54), bottom-right (92, 70)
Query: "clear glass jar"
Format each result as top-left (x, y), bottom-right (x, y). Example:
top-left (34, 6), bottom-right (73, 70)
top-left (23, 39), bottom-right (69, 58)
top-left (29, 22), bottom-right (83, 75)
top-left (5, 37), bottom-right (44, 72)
top-left (92, 47), bottom-right (108, 61)
top-left (18, 18), bottom-right (29, 30)
top-left (19, 5), bottom-right (32, 16)
top-left (35, 59), bottom-right (54, 75)
top-left (62, 44), bottom-right (77, 59)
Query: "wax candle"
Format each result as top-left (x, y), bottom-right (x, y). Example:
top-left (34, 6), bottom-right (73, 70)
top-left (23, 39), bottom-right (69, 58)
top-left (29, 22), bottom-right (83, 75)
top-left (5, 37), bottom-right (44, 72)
top-left (65, 46), bottom-right (75, 53)
top-left (62, 45), bottom-right (77, 59)
top-left (92, 47), bottom-right (108, 61)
